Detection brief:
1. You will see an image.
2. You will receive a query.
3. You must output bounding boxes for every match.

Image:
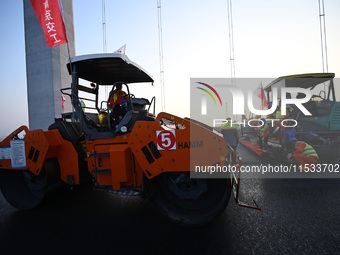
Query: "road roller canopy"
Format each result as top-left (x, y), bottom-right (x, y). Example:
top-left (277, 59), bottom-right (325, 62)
top-left (66, 53), bottom-right (154, 85)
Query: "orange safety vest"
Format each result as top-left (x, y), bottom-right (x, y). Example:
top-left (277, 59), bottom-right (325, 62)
top-left (296, 141), bottom-right (319, 158)
top-left (110, 90), bottom-right (126, 106)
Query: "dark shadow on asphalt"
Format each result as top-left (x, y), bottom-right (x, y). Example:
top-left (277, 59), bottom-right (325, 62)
top-left (0, 184), bottom-right (236, 255)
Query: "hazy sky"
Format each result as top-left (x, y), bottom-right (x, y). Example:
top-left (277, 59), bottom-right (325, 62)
top-left (0, 0), bottom-right (339, 136)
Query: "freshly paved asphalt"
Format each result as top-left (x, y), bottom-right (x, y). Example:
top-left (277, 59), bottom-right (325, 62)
top-left (0, 144), bottom-right (339, 255)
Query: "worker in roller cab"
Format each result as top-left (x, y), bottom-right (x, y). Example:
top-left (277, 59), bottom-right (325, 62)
top-left (288, 137), bottom-right (319, 169)
top-left (109, 84), bottom-right (128, 125)
top-left (257, 118), bottom-right (269, 152)
top-left (221, 118), bottom-right (239, 164)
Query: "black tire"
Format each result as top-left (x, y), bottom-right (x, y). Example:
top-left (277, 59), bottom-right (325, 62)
top-left (0, 169), bottom-right (47, 210)
top-left (144, 172), bottom-right (232, 226)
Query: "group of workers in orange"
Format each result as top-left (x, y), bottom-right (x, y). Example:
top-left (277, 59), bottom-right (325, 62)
top-left (221, 103), bottom-right (319, 168)
top-left (256, 104), bottom-right (319, 167)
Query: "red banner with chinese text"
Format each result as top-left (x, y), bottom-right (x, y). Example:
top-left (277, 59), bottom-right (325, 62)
top-left (30, 0), bottom-right (68, 47)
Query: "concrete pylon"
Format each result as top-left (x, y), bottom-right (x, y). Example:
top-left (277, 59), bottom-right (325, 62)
top-left (23, 0), bottom-right (75, 131)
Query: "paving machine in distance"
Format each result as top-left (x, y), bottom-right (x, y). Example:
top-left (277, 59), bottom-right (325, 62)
top-left (0, 53), bottom-right (257, 225)
top-left (250, 73), bottom-right (340, 162)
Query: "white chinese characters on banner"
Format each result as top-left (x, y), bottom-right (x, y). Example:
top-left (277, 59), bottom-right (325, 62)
top-left (30, 0), bottom-right (68, 47)
top-left (44, 0), bottom-right (61, 44)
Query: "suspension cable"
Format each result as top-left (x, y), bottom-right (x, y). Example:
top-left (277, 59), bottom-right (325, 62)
top-left (318, 0), bottom-right (329, 73)
top-left (227, 0), bottom-right (235, 84)
top-left (157, 0), bottom-right (165, 112)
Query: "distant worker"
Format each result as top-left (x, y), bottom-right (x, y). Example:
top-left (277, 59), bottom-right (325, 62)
top-left (79, 100), bottom-right (99, 127)
top-left (273, 104), bottom-right (293, 141)
top-left (240, 115), bottom-right (247, 137)
top-left (266, 102), bottom-right (275, 119)
top-left (109, 84), bottom-right (128, 125)
top-left (221, 118), bottom-right (239, 164)
top-left (234, 119), bottom-right (242, 138)
top-left (289, 138), bottom-right (319, 167)
top-left (257, 118), bottom-right (269, 152)
top-left (266, 102), bottom-right (275, 139)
